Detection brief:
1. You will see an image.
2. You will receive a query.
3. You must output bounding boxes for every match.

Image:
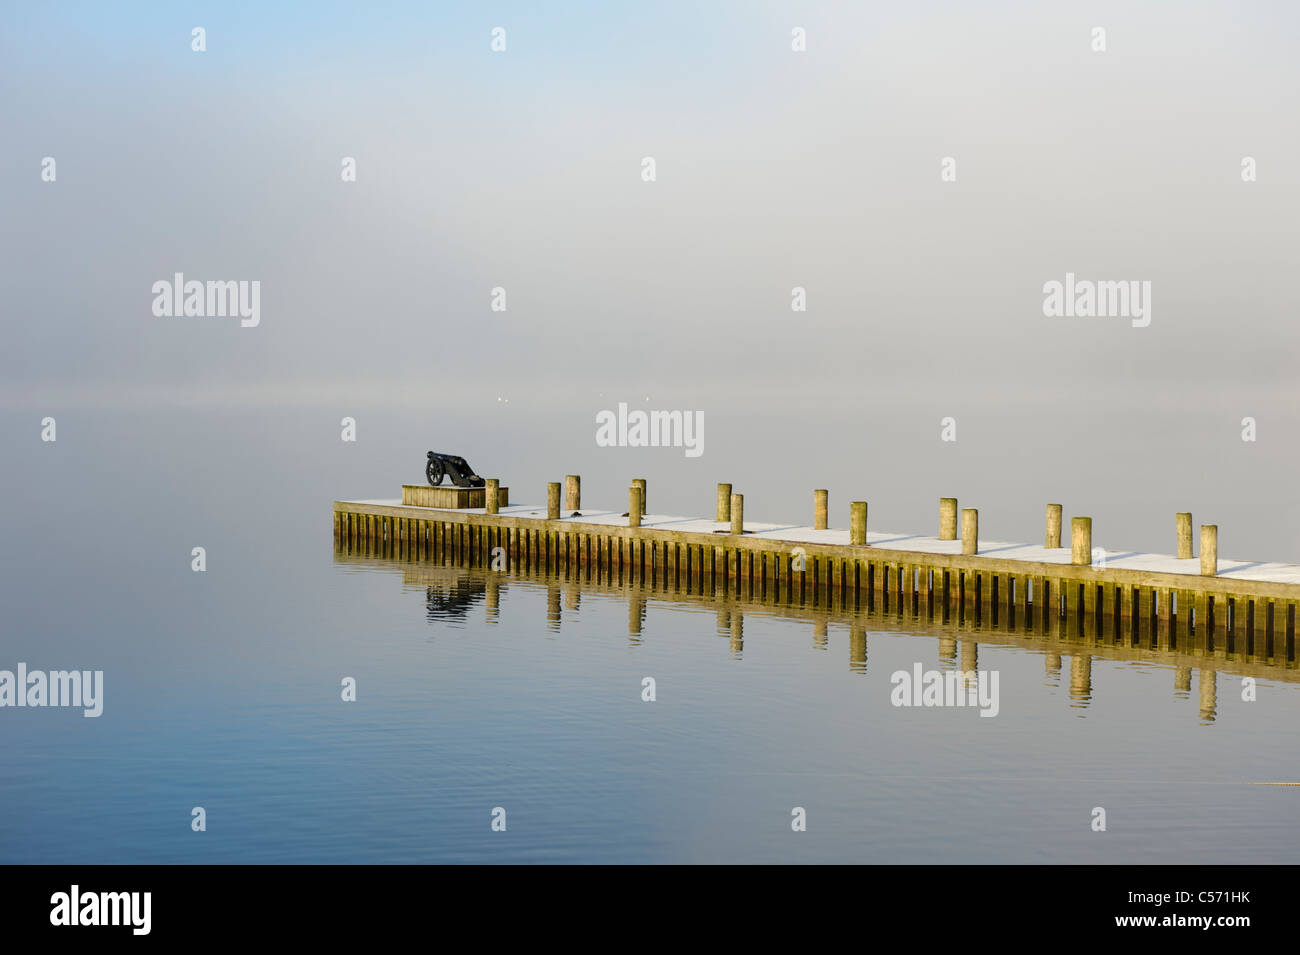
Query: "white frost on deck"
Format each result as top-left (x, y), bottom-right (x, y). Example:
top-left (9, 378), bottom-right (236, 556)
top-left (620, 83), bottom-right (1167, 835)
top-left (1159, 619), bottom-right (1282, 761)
top-left (343, 500), bottom-right (1300, 585)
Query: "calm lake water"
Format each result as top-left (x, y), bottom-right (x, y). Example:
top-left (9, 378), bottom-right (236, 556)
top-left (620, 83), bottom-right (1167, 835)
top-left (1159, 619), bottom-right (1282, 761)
top-left (3, 407), bottom-right (1299, 864)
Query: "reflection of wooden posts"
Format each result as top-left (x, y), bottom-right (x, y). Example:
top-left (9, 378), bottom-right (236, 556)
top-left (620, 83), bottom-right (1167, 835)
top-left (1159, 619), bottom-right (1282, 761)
top-left (849, 624), bottom-right (866, 672)
top-left (940, 498), bottom-right (958, 540)
top-left (565, 475), bottom-right (580, 512)
top-left (629, 595), bottom-right (645, 640)
top-left (729, 610), bottom-right (744, 655)
top-left (813, 619), bottom-right (827, 649)
top-left (1068, 653), bottom-right (1092, 705)
top-left (1174, 666), bottom-right (1192, 694)
top-left (1071, 517), bottom-right (1092, 565)
top-left (960, 639), bottom-right (977, 675)
top-left (1198, 667), bottom-right (1217, 722)
top-left (961, 509), bottom-right (978, 555)
top-left (850, 502), bottom-right (867, 545)
top-left (546, 482), bottom-right (560, 520)
top-left (814, 490), bottom-right (828, 530)
top-left (633, 478), bottom-right (647, 516)
top-left (1044, 652), bottom-right (1061, 679)
top-left (1177, 512), bottom-right (1193, 559)
top-left (546, 585), bottom-right (561, 629)
top-left (730, 493), bottom-right (744, 535)
top-left (1201, 525), bottom-right (1218, 576)
top-left (629, 487), bottom-right (642, 527)
top-left (1045, 504), bottom-right (1062, 548)
top-left (485, 577), bottom-right (499, 621)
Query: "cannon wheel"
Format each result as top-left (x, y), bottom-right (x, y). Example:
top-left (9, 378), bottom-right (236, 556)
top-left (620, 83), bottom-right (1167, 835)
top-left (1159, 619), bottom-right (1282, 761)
top-left (426, 457), bottom-right (445, 486)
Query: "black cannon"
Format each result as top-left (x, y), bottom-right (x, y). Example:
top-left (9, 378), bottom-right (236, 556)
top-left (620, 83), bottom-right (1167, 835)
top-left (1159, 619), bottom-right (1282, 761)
top-left (426, 451), bottom-right (485, 488)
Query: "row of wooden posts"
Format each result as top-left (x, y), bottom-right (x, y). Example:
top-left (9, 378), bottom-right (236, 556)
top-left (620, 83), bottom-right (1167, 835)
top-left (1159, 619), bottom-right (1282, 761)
top-left (483, 477), bottom-right (1222, 576)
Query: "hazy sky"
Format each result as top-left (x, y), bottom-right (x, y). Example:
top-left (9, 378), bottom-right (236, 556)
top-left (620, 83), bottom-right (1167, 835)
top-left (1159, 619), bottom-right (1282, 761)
top-left (4, 2), bottom-right (1299, 556)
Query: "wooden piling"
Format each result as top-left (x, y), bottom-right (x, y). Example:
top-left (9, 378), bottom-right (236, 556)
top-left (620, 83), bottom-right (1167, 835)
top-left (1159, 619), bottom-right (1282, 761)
top-left (546, 482), bottom-right (561, 520)
top-left (565, 475), bottom-right (581, 513)
top-left (939, 498), bottom-right (958, 541)
top-left (731, 493), bottom-right (744, 535)
top-left (629, 487), bottom-right (642, 527)
top-left (1046, 504), bottom-right (1062, 548)
top-left (716, 483), bottom-right (731, 522)
top-left (486, 479), bottom-right (500, 515)
top-left (1072, 517), bottom-right (1092, 566)
top-left (961, 508), bottom-right (978, 556)
top-left (1177, 513), bottom-right (1193, 560)
top-left (814, 490), bottom-right (828, 530)
top-left (850, 502), bottom-right (868, 546)
top-left (633, 478), bottom-right (647, 516)
top-left (1201, 525), bottom-right (1218, 577)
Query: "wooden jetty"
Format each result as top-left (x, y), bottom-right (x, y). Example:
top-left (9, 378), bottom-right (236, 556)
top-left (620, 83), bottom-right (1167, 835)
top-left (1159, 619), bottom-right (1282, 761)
top-left (333, 478), bottom-right (1300, 665)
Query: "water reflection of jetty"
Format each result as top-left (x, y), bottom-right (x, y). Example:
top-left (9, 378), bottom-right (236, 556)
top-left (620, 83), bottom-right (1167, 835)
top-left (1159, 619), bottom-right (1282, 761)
top-left (337, 531), bottom-right (1296, 722)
